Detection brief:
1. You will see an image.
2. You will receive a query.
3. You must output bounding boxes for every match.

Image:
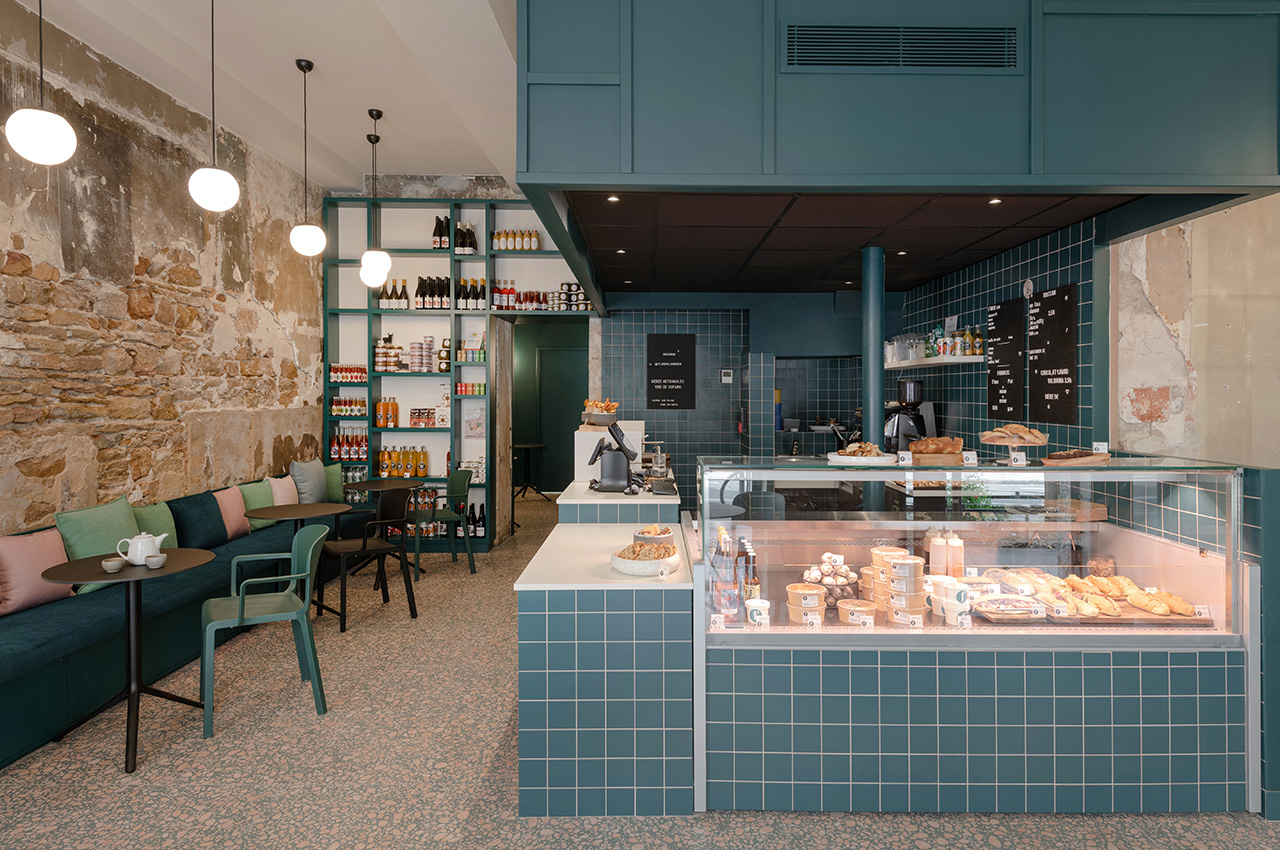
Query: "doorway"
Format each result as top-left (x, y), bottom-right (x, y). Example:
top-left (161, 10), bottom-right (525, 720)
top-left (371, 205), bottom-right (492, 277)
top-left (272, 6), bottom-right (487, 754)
top-left (513, 321), bottom-right (588, 493)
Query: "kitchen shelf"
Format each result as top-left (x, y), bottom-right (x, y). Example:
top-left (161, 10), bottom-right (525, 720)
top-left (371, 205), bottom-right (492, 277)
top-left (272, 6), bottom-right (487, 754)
top-left (372, 427), bottom-right (452, 433)
top-left (370, 371), bottom-right (450, 378)
top-left (886, 354), bottom-right (986, 370)
top-left (491, 249), bottom-right (561, 257)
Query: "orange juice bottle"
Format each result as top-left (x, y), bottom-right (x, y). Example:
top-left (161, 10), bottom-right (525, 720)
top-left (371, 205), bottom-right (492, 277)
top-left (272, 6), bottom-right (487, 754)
top-left (416, 447), bottom-right (428, 477)
top-left (375, 399), bottom-right (386, 428)
top-left (390, 397), bottom-right (399, 428)
top-left (378, 449), bottom-right (390, 478)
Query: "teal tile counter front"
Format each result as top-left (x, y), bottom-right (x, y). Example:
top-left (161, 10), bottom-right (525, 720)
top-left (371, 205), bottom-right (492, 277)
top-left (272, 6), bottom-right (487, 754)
top-left (556, 482), bottom-right (681, 525)
top-left (704, 649), bottom-right (1247, 814)
top-left (519, 589), bottom-right (694, 816)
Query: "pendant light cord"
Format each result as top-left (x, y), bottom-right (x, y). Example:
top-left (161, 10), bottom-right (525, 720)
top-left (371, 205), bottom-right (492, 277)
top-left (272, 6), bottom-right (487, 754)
top-left (302, 68), bottom-right (308, 219)
top-left (37, 0), bottom-right (45, 107)
top-left (210, 0), bottom-right (217, 167)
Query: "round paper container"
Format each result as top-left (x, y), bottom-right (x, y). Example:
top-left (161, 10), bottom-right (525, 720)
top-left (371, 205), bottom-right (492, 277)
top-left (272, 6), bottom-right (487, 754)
top-left (887, 555), bottom-right (926, 579)
top-left (871, 547), bottom-right (909, 570)
top-left (787, 602), bottom-right (823, 625)
top-left (836, 599), bottom-right (876, 624)
top-left (888, 590), bottom-right (929, 610)
top-left (786, 583), bottom-right (824, 608)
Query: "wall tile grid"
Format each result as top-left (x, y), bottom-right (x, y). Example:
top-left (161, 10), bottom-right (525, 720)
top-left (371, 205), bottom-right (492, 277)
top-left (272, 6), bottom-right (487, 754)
top-left (555, 502), bottom-right (678, 525)
top-left (738, 350), bottom-right (752, 457)
top-left (745, 353), bottom-right (775, 459)
top-left (518, 589), bottom-right (695, 817)
top-left (705, 648), bottom-right (1247, 813)
top-left (600, 311), bottom-right (748, 508)
top-left (774, 357), bottom-right (862, 457)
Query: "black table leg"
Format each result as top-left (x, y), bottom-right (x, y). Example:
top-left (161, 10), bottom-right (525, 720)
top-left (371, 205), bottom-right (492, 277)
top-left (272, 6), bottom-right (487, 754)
top-left (124, 581), bottom-right (143, 773)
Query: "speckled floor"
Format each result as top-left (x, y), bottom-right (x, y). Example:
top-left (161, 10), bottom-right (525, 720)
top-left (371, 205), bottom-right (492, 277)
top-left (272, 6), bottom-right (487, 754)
top-left (1, 495), bottom-right (1277, 849)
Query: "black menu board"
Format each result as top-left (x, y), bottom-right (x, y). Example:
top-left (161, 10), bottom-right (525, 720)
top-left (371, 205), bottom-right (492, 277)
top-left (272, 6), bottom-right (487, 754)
top-left (1027, 286), bottom-right (1078, 424)
top-left (647, 334), bottom-right (696, 409)
top-left (986, 298), bottom-right (1025, 421)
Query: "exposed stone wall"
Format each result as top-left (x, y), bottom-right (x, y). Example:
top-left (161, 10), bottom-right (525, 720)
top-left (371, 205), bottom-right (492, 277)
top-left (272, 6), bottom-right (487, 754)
top-left (335, 174), bottom-right (522, 200)
top-left (0, 1), bottom-right (323, 533)
top-left (1113, 193), bottom-right (1280, 467)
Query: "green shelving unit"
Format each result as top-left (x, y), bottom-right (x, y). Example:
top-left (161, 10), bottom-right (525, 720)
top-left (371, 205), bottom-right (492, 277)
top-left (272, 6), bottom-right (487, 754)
top-left (321, 196), bottom-right (592, 554)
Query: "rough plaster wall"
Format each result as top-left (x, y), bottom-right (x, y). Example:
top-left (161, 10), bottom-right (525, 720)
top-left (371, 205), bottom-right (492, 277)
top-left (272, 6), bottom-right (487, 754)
top-left (0, 1), bottom-right (323, 533)
top-left (1115, 193), bottom-right (1280, 467)
top-left (336, 174), bottom-right (522, 200)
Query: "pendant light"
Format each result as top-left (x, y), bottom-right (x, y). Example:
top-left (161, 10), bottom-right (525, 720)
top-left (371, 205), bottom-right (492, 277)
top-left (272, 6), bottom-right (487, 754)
top-left (188, 0), bottom-right (240, 212)
top-left (4, 0), bottom-right (78, 166)
top-left (359, 108), bottom-right (390, 288)
top-left (288, 59), bottom-right (325, 256)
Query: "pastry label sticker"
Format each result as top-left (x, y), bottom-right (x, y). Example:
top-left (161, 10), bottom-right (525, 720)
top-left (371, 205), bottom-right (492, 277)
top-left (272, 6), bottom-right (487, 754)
top-left (1092, 441), bottom-right (1109, 454)
top-left (756, 614), bottom-right (771, 628)
top-left (1015, 585), bottom-right (1034, 595)
top-left (891, 562), bottom-right (915, 578)
top-left (799, 593), bottom-right (820, 607)
top-left (890, 577), bottom-right (910, 593)
top-left (962, 451), bottom-right (978, 466)
top-left (964, 567), bottom-right (978, 577)
top-left (802, 610), bottom-right (823, 629)
top-left (1194, 605), bottom-right (1210, 618)
top-left (1052, 603), bottom-right (1070, 618)
top-left (709, 614), bottom-right (725, 631)
top-left (1145, 586), bottom-right (1158, 593)
top-left (892, 610), bottom-right (924, 627)
top-left (851, 613), bottom-right (875, 628)
top-left (1010, 451), bottom-right (1028, 467)
top-left (897, 451), bottom-right (913, 465)
top-left (889, 594), bottom-right (907, 608)
top-left (1030, 604), bottom-right (1046, 617)
top-left (956, 611), bottom-right (973, 629)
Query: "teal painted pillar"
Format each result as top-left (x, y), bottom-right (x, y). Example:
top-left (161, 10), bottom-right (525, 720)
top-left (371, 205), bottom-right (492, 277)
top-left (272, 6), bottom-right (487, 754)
top-left (862, 247), bottom-right (885, 446)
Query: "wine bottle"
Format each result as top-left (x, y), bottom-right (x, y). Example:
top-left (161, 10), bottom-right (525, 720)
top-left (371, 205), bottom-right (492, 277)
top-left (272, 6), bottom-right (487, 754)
top-left (432, 216), bottom-right (442, 249)
top-left (470, 281), bottom-right (480, 310)
top-left (476, 504), bottom-right (486, 538)
top-left (441, 216), bottom-right (451, 250)
top-left (478, 279), bottom-right (487, 311)
top-left (467, 503), bottom-right (478, 537)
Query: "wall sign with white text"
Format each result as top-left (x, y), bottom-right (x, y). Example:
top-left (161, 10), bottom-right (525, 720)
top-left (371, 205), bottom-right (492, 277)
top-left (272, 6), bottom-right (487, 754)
top-left (647, 334), bottom-right (696, 410)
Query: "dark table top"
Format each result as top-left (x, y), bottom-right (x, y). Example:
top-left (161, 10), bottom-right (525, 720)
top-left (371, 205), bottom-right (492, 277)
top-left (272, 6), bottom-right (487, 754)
top-left (42, 548), bottom-right (215, 586)
top-left (345, 478), bottom-right (427, 493)
top-left (244, 503), bottom-right (352, 521)
top-left (514, 443), bottom-right (549, 450)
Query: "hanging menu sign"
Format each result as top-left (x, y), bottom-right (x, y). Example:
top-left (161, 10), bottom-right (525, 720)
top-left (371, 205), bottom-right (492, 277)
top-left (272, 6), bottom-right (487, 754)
top-left (986, 298), bottom-right (1025, 421)
top-left (647, 334), bottom-right (696, 409)
top-left (1028, 286), bottom-right (1078, 424)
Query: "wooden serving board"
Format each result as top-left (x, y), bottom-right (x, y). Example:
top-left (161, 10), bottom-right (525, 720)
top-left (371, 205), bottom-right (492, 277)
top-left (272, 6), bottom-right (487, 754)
top-left (1042, 498), bottom-right (1108, 522)
top-left (1041, 453), bottom-right (1111, 467)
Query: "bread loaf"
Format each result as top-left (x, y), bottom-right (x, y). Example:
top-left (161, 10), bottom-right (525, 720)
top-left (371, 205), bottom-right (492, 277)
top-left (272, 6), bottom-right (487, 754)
top-left (1126, 588), bottom-right (1171, 616)
top-left (1153, 590), bottom-right (1196, 617)
top-left (1084, 575), bottom-right (1125, 598)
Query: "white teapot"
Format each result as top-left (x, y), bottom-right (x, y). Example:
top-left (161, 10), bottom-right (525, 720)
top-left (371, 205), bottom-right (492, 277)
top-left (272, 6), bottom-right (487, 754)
top-left (117, 532), bottom-right (168, 565)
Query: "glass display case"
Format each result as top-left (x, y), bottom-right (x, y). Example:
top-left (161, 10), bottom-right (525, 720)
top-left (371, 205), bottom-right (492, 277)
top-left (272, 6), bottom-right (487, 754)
top-left (695, 457), bottom-right (1244, 645)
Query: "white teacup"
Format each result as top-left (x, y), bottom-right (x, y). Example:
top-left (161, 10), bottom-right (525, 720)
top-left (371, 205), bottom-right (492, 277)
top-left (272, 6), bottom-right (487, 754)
top-left (102, 557), bottom-right (127, 573)
top-left (144, 553), bottom-right (168, 570)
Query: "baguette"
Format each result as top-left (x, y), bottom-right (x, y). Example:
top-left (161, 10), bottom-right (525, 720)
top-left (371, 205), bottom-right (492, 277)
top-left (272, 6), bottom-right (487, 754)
top-left (1085, 575), bottom-right (1125, 598)
top-left (1153, 590), bottom-right (1196, 617)
top-left (1062, 591), bottom-right (1099, 618)
top-left (1079, 591), bottom-right (1121, 617)
top-left (1064, 575), bottom-right (1095, 594)
top-left (1113, 575), bottom-right (1142, 594)
top-left (1037, 590), bottom-right (1077, 617)
top-left (1126, 588), bottom-right (1171, 616)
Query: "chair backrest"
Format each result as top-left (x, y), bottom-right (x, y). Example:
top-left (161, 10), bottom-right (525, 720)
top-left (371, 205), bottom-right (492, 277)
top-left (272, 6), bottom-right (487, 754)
top-left (291, 524), bottom-right (330, 598)
top-left (445, 469), bottom-right (472, 502)
top-left (375, 487), bottom-right (412, 539)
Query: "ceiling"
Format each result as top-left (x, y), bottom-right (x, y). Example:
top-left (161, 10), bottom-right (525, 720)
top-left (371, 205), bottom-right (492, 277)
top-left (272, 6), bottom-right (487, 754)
top-left (16, 0), bottom-right (517, 190)
top-left (569, 191), bottom-right (1139, 293)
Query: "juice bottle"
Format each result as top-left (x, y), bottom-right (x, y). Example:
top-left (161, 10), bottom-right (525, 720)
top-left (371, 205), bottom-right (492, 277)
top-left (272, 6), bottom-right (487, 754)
top-left (375, 399), bottom-right (386, 428)
top-left (390, 397), bottom-right (399, 428)
top-left (416, 447), bottom-right (428, 478)
top-left (379, 449), bottom-right (390, 478)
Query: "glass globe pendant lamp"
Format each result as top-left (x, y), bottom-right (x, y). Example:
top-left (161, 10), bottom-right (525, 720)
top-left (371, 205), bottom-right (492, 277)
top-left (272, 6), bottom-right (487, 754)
top-left (4, 0), bottom-right (77, 166)
top-left (288, 59), bottom-right (326, 256)
top-left (359, 109), bottom-right (389, 287)
top-left (188, 0), bottom-right (239, 212)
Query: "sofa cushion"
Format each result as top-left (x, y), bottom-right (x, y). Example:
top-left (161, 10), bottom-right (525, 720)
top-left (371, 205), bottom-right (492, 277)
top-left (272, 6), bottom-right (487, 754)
top-left (0, 528), bottom-right (73, 616)
top-left (132, 503), bottom-right (178, 549)
top-left (55, 496), bottom-right (140, 560)
top-left (290, 459), bottom-right (327, 504)
top-left (213, 487), bottom-right (250, 541)
top-left (167, 491), bottom-right (229, 551)
top-left (238, 479), bottom-right (276, 531)
top-left (269, 476), bottom-right (298, 507)
top-left (325, 463), bottom-right (344, 503)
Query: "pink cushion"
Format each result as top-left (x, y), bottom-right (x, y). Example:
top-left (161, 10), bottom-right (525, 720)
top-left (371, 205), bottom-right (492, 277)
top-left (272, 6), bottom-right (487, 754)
top-left (268, 476), bottom-right (298, 506)
top-left (213, 487), bottom-right (250, 541)
top-left (0, 528), bottom-right (73, 617)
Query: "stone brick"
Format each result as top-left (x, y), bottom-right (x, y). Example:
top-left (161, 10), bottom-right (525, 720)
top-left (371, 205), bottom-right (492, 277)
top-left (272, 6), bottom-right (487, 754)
top-left (166, 265), bottom-right (202, 287)
top-left (2, 251), bottom-right (32, 276)
top-left (31, 262), bottom-right (59, 282)
top-left (108, 398), bottom-right (151, 419)
top-left (154, 297), bottom-right (177, 326)
top-left (127, 288), bottom-right (156, 319)
top-left (11, 407), bottom-right (42, 424)
top-left (151, 394), bottom-right (179, 420)
top-left (16, 454), bottom-right (66, 478)
top-left (103, 349), bottom-right (133, 374)
top-left (96, 290), bottom-right (129, 319)
top-left (134, 257), bottom-right (150, 276)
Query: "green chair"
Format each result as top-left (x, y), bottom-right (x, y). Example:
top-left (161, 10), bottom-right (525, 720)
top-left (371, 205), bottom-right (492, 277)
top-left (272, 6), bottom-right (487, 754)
top-left (200, 525), bottom-right (329, 738)
top-left (415, 469), bottom-right (475, 577)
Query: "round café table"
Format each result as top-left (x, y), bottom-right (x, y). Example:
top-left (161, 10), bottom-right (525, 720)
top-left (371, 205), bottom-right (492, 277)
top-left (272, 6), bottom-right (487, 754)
top-left (244, 502), bottom-right (351, 535)
top-left (344, 477), bottom-right (427, 508)
top-left (43, 548), bottom-right (215, 773)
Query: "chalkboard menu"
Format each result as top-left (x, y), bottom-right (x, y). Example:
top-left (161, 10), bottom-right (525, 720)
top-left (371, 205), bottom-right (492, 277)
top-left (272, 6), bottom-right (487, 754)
top-left (1027, 286), bottom-right (1078, 424)
top-left (986, 298), bottom-right (1025, 421)
top-left (647, 334), bottom-right (696, 409)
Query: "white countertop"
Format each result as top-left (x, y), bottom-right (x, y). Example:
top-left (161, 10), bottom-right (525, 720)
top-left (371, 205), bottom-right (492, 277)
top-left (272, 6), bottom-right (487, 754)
top-left (557, 480), bottom-right (681, 505)
top-left (513, 523), bottom-right (693, 590)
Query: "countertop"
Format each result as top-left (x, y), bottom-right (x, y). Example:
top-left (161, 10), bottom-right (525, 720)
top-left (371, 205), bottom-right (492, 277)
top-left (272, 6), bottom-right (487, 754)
top-left (556, 480), bottom-right (681, 505)
top-left (513, 522), bottom-right (693, 590)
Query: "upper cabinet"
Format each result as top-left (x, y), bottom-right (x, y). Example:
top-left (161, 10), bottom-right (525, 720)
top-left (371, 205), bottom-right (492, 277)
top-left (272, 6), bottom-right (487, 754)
top-left (519, 0), bottom-right (1280, 189)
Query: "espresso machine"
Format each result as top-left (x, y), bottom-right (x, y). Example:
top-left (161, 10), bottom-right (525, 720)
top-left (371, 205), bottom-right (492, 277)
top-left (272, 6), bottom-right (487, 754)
top-left (885, 379), bottom-right (929, 452)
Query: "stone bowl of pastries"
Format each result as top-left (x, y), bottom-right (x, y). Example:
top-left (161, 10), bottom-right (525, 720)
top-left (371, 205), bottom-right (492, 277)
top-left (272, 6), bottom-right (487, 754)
top-left (799, 552), bottom-right (859, 608)
top-left (1041, 448), bottom-right (1111, 466)
top-left (582, 398), bottom-right (619, 426)
top-left (980, 423), bottom-right (1049, 446)
top-left (633, 523), bottom-right (674, 545)
top-left (908, 436), bottom-right (964, 465)
top-left (611, 541), bottom-right (680, 577)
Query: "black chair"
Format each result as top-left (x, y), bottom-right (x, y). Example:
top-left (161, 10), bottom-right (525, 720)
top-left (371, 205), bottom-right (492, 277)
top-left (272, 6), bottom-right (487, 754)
top-left (315, 487), bottom-right (416, 632)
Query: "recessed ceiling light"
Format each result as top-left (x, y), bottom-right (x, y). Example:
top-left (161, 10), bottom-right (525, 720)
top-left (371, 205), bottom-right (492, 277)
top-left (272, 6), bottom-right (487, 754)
top-left (988, 198), bottom-right (1003, 205)
top-left (896, 251), bottom-right (907, 256)
top-left (624, 280), bottom-right (632, 284)
top-left (616, 249), bottom-right (626, 254)
top-left (606, 195), bottom-right (620, 202)
top-left (844, 280), bottom-right (853, 285)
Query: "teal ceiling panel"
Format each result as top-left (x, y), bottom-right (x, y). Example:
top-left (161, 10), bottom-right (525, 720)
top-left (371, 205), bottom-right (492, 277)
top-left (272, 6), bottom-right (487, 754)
top-left (632, 0), bottom-right (765, 174)
top-left (527, 0), bottom-right (621, 75)
top-left (527, 85), bottom-right (622, 175)
top-left (1043, 14), bottom-right (1279, 176)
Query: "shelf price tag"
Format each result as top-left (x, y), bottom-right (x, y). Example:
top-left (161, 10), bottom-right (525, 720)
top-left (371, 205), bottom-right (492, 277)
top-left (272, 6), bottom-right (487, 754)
top-left (1193, 605), bottom-right (1210, 618)
top-left (964, 567), bottom-right (978, 578)
top-left (892, 610), bottom-right (924, 628)
top-left (1145, 586), bottom-right (1158, 593)
top-left (1010, 451), bottom-right (1028, 467)
top-left (897, 451), bottom-right (913, 465)
top-left (709, 614), bottom-right (725, 631)
top-left (962, 451), bottom-right (978, 466)
top-left (1030, 604), bottom-right (1046, 617)
top-left (802, 610), bottom-right (823, 629)
top-left (956, 611), bottom-right (973, 629)
top-left (1093, 442), bottom-right (1109, 454)
top-left (1016, 585), bottom-right (1034, 595)
top-left (1051, 603), bottom-right (1070, 618)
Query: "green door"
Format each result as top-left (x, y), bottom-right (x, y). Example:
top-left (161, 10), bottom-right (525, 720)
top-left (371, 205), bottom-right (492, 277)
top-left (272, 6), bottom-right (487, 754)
top-left (537, 347), bottom-right (587, 492)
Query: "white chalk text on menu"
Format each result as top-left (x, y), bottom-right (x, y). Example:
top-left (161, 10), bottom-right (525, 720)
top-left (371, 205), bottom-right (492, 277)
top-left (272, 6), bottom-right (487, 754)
top-left (1027, 286), bottom-right (1078, 425)
top-left (646, 334), bottom-right (696, 410)
top-left (986, 298), bottom-right (1025, 421)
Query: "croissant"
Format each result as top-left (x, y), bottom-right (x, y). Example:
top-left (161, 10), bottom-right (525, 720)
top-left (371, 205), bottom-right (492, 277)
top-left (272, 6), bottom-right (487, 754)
top-left (1126, 588), bottom-right (1171, 616)
top-left (1153, 590), bottom-right (1196, 617)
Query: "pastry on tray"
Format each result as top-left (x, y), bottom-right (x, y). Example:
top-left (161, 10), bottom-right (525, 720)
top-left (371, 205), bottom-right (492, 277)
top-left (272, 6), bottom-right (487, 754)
top-left (1042, 448), bottom-right (1111, 466)
top-left (980, 423), bottom-right (1049, 446)
top-left (909, 436), bottom-right (963, 454)
top-left (837, 442), bottom-right (885, 457)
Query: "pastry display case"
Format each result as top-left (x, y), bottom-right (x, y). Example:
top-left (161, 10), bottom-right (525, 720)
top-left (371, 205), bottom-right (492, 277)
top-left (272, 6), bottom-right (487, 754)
top-left (694, 456), bottom-right (1244, 646)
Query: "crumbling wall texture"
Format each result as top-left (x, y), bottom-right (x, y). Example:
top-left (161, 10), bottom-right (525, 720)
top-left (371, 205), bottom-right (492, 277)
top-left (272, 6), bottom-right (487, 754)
top-left (0, 0), bottom-right (323, 532)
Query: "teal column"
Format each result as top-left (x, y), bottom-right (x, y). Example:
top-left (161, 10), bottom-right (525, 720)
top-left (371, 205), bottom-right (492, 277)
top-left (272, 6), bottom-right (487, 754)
top-left (862, 247), bottom-right (885, 445)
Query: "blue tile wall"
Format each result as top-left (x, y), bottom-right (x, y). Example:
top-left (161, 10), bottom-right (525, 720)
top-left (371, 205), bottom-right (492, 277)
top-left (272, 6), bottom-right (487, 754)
top-left (600, 310), bottom-right (748, 508)
top-left (519, 588), bottom-right (695, 817)
top-left (557, 503), bottom-right (678, 524)
top-left (744, 353), bottom-right (775, 459)
top-left (705, 649), bottom-right (1247, 813)
top-left (774, 356), bottom-right (862, 457)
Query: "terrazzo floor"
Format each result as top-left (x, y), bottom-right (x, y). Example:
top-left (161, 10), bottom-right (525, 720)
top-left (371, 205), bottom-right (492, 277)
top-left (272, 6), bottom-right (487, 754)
top-left (1, 496), bottom-right (1278, 849)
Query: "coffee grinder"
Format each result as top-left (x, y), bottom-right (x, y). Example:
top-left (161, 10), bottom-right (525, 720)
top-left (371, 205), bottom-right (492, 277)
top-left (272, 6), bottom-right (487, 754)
top-left (885, 379), bottom-right (928, 452)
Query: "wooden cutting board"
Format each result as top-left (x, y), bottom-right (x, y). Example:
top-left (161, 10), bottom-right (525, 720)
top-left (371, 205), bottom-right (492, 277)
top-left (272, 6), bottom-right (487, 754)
top-left (1043, 498), bottom-right (1108, 522)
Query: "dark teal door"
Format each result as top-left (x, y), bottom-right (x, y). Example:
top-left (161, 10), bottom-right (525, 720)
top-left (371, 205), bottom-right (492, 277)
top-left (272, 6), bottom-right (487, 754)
top-left (537, 347), bottom-right (587, 492)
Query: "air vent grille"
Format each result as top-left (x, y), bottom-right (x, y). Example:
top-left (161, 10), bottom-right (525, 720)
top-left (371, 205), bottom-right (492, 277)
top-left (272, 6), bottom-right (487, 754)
top-left (784, 24), bottom-right (1018, 71)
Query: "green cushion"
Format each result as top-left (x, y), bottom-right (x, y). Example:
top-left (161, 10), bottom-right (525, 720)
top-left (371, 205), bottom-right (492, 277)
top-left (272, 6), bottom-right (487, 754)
top-left (237, 480), bottom-right (276, 531)
top-left (54, 496), bottom-right (140, 560)
top-left (166, 491), bottom-right (229, 550)
top-left (132, 503), bottom-right (178, 549)
top-left (325, 463), bottom-right (343, 503)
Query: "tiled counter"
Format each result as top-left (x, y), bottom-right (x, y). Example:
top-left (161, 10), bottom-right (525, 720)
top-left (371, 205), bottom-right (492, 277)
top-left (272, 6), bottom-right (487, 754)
top-left (556, 481), bottom-right (680, 525)
top-left (515, 523), bottom-right (694, 816)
